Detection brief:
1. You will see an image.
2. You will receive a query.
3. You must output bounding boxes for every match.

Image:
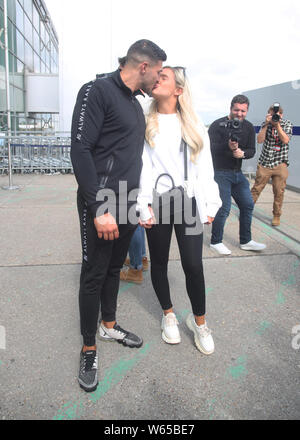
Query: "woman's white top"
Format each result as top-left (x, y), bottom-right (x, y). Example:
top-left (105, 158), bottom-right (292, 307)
top-left (137, 113), bottom-right (222, 223)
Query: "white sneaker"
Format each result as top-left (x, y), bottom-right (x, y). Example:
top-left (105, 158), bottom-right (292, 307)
top-left (161, 312), bottom-right (181, 344)
top-left (186, 313), bottom-right (214, 355)
top-left (210, 243), bottom-right (231, 255)
top-left (240, 240), bottom-right (266, 251)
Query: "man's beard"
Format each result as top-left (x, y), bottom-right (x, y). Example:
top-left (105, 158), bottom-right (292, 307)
top-left (140, 80), bottom-right (154, 97)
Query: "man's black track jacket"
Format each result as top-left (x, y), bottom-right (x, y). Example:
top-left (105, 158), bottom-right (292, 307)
top-left (71, 69), bottom-right (146, 217)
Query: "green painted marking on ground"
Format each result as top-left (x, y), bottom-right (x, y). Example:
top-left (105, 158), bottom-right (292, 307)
top-left (276, 263), bottom-right (299, 305)
top-left (228, 355), bottom-right (247, 380)
top-left (118, 283), bottom-right (132, 295)
top-left (256, 321), bottom-right (272, 335)
top-left (53, 400), bottom-right (84, 420)
top-left (205, 287), bottom-right (213, 296)
top-left (276, 288), bottom-right (286, 304)
top-left (282, 273), bottom-right (296, 287)
top-left (52, 342), bottom-right (152, 420)
top-left (207, 397), bottom-right (217, 420)
top-left (175, 309), bottom-right (190, 324)
top-left (88, 343), bottom-right (151, 404)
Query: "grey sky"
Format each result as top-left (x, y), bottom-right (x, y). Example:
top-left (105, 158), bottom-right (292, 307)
top-left (45, 0), bottom-right (300, 130)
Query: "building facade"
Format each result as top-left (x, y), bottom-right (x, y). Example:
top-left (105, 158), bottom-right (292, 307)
top-left (0, 0), bottom-right (59, 133)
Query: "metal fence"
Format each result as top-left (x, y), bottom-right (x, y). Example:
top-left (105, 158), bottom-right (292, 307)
top-left (0, 134), bottom-right (73, 174)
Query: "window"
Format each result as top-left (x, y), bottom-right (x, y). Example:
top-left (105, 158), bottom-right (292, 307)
top-left (7, 0), bottom-right (16, 23)
top-left (33, 4), bottom-right (39, 31)
top-left (23, 0), bottom-right (32, 22)
top-left (40, 21), bottom-right (45, 45)
top-left (52, 44), bottom-right (58, 66)
top-left (33, 29), bottom-right (39, 52)
top-left (24, 41), bottom-right (32, 66)
top-left (16, 29), bottom-right (25, 62)
top-left (45, 46), bottom-right (50, 69)
top-left (8, 52), bottom-right (17, 75)
top-left (13, 86), bottom-right (24, 112)
top-left (33, 51), bottom-right (40, 73)
top-left (16, 58), bottom-right (24, 73)
top-left (24, 40), bottom-right (33, 70)
top-left (0, 47), bottom-right (5, 70)
top-left (24, 13), bottom-right (32, 45)
top-left (10, 56), bottom-right (23, 88)
top-left (16, 1), bottom-right (24, 34)
top-left (7, 19), bottom-right (16, 53)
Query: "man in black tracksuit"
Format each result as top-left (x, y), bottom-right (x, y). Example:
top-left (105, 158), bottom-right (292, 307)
top-left (71, 40), bottom-right (166, 392)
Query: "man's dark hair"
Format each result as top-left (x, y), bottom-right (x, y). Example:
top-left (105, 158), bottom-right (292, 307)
top-left (230, 94), bottom-right (250, 109)
top-left (118, 56), bottom-right (127, 68)
top-left (126, 39), bottom-right (167, 65)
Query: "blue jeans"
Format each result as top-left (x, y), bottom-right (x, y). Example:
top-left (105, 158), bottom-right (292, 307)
top-left (211, 170), bottom-right (254, 245)
top-left (128, 225), bottom-right (146, 270)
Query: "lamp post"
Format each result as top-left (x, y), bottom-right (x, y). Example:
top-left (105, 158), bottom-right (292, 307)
top-left (2, 0), bottom-right (19, 190)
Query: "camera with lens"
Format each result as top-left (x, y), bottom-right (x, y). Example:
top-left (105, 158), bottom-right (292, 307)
top-left (219, 118), bottom-right (243, 142)
top-left (272, 102), bottom-right (281, 122)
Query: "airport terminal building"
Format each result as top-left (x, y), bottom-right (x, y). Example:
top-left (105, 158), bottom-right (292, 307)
top-left (0, 0), bottom-right (59, 133)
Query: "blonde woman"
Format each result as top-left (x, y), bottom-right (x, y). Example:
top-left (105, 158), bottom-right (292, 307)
top-left (137, 66), bottom-right (221, 354)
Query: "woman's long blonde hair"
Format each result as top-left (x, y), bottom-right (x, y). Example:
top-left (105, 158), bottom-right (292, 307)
top-left (145, 66), bottom-right (203, 163)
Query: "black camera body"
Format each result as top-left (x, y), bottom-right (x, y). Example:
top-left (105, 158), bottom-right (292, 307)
top-left (272, 102), bottom-right (281, 122)
top-left (219, 118), bottom-right (243, 142)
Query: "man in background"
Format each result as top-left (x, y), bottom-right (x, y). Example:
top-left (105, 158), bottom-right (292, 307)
top-left (251, 104), bottom-right (293, 226)
top-left (208, 94), bottom-right (266, 255)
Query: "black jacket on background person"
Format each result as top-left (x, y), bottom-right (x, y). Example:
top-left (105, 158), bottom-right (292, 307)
top-left (71, 69), bottom-right (146, 218)
top-left (208, 116), bottom-right (256, 172)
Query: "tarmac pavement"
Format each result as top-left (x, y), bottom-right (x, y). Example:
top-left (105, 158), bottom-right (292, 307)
top-left (0, 173), bottom-right (299, 421)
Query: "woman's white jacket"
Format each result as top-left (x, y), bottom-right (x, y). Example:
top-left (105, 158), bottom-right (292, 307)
top-left (137, 121), bottom-right (222, 224)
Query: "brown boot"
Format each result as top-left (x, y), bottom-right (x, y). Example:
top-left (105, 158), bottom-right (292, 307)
top-left (272, 216), bottom-right (280, 226)
top-left (120, 268), bottom-right (143, 284)
top-left (142, 256), bottom-right (149, 271)
top-left (124, 257), bottom-right (149, 271)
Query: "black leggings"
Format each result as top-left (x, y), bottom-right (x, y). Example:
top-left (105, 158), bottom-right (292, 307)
top-left (146, 199), bottom-right (206, 316)
top-left (77, 192), bottom-right (137, 346)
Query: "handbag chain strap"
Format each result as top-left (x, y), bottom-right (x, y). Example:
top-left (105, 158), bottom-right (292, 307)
top-left (154, 139), bottom-right (188, 190)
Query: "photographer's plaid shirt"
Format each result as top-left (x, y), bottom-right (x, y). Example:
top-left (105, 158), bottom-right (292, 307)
top-left (258, 119), bottom-right (293, 168)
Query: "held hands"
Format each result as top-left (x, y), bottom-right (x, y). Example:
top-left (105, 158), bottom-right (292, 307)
top-left (228, 140), bottom-right (244, 158)
top-left (265, 113), bottom-right (279, 128)
top-left (139, 206), bottom-right (156, 229)
top-left (94, 212), bottom-right (119, 240)
top-left (228, 139), bottom-right (238, 151)
top-left (232, 148), bottom-right (244, 159)
top-left (265, 113), bottom-right (272, 125)
top-left (139, 208), bottom-right (214, 227)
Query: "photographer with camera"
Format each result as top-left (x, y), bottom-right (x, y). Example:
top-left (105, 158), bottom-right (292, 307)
top-left (208, 94), bottom-right (266, 255)
top-left (251, 103), bottom-right (293, 226)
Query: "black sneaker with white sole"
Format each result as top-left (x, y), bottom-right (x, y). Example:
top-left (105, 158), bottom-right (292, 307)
top-left (78, 350), bottom-right (98, 392)
top-left (99, 323), bottom-right (143, 348)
